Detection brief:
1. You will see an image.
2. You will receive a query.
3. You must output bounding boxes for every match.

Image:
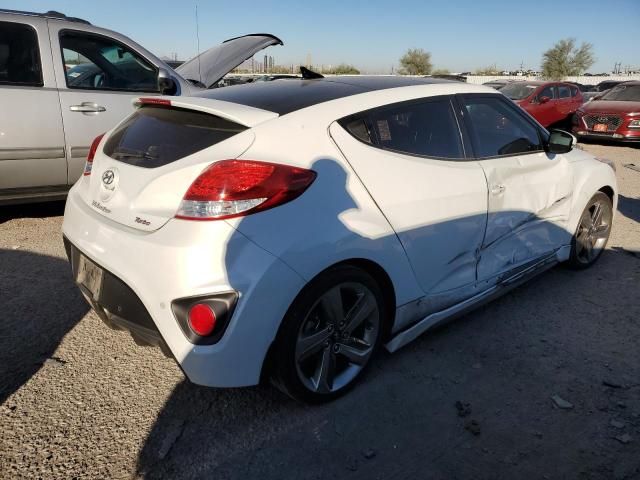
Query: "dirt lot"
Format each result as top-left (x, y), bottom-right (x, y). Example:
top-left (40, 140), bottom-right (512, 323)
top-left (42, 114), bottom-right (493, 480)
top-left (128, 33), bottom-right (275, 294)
top-left (1, 142), bottom-right (639, 480)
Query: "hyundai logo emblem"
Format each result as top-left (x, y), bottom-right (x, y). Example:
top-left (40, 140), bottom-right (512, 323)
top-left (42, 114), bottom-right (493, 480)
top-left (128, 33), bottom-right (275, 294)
top-left (102, 170), bottom-right (115, 185)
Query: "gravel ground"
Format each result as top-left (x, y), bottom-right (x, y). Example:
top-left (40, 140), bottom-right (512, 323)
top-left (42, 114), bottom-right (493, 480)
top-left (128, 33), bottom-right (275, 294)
top-left (1, 143), bottom-right (639, 480)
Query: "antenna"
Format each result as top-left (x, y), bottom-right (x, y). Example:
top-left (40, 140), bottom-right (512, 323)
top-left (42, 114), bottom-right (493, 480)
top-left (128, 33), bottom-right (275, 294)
top-left (195, 5), bottom-right (202, 83)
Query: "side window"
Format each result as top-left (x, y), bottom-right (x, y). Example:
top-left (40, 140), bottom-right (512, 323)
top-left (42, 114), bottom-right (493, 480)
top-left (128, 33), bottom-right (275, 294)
top-left (462, 96), bottom-right (543, 158)
top-left (558, 85), bottom-right (571, 99)
top-left (343, 118), bottom-right (372, 144)
top-left (364, 99), bottom-right (464, 159)
top-left (0, 21), bottom-right (43, 86)
top-left (570, 86), bottom-right (579, 97)
top-left (539, 86), bottom-right (554, 100)
top-left (60, 31), bottom-right (158, 92)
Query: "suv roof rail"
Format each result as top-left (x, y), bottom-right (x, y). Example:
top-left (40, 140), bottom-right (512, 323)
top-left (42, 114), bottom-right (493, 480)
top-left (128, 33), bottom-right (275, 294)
top-left (0, 9), bottom-right (91, 25)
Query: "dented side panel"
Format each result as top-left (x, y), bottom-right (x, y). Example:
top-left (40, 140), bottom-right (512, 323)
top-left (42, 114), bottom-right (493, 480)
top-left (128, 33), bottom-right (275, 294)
top-left (477, 151), bottom-right (573, 280)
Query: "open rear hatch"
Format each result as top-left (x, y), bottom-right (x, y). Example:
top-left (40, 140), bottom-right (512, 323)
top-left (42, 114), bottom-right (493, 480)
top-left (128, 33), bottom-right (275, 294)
top-left (80, 97), bottom-right (278, 232)
top-left (175, 33), bottom-right (283, 88)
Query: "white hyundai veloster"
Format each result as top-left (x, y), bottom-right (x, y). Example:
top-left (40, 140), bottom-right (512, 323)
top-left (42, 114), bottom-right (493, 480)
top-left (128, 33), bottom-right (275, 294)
top-left (62, 76), bottom-right (617, 402)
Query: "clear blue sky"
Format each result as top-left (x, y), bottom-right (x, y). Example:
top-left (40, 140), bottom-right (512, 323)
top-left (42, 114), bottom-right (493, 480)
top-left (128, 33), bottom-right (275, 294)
top-left (4, 0), bottom-right (639, 73)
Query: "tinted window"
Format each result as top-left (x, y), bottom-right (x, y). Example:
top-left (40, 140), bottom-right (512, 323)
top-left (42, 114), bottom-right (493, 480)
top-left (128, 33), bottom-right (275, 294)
top-left (103, 106), bottom-right (247, 168)
top-left (600, 84), bottom-right (640, 102)
top-left (364, 100), bottom-right (463, 159)
top-left (344, 118), bottom-right (372, 144)
top-left (60, 31), bottom-right (158, 92)
top-left (539, 86), bottom-right (554, 100)
top-left (463, 96), bottom-right (542, 158)
top-left (558, 85), bottom-right (571, 98)
top-left (570, 86), bottom-right (579, 97)
top-left (500, 83), bottom-right (538, 100)
top-left (0, 22), bottom-right (42, 86)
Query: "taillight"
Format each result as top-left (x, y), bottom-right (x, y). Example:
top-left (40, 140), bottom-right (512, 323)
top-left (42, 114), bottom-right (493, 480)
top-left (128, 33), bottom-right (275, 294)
top-left (83, 133), bottom-right (105, 176)
top-left (176, 160), bottom-right (316, 220)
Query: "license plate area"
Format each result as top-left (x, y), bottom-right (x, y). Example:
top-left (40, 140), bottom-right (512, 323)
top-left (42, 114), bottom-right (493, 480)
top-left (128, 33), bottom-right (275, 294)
top-left (593, 123), bottom-right (608, 132)
top-left (76, 254), bottom-right (104, 301)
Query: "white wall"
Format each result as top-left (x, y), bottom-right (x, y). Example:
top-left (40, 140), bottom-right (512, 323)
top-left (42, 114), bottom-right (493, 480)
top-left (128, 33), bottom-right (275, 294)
top-left (465, 75), bottom-right (640, 85)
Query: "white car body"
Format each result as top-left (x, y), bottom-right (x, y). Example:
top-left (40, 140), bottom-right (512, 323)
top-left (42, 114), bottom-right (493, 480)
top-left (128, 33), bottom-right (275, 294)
top-left (62, 77), bottom-right (617, 394)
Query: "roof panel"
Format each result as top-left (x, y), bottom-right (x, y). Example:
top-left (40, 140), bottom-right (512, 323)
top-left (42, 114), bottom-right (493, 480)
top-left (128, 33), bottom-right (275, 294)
top-left (196, 76), bottom-right (452, 115)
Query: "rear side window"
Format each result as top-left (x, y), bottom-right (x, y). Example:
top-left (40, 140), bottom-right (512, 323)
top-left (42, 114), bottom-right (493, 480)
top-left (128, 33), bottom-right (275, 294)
top-left (0, 22), bottom-right (42, 86)
top-left (558, 85), bottom-right (571, 98)
top-left (570, 86), bottom-right (579, 97)
top-left (462, 96), bottom-right (542, 158)
top-left (103, 106), bottom-right (247, 168)
top-left (348, 99), bottom-right (464, 159)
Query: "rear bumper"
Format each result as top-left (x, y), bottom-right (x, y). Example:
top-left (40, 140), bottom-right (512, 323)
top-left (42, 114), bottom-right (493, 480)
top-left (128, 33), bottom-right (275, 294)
top-left (62, 183), bottom-right (305, 387)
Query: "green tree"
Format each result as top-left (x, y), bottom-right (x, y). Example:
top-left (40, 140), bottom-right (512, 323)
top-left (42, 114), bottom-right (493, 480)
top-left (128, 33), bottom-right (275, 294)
top-left (398, 48), bottom-right (432, 75)
top-left (324, 64), bottom-right (360, 75)
top-left (474, 64), bottom-right (501, 75)
top-left (541, 38), bottom-right (595, 80)
top-left (431, 68), bottom-right (451, 75)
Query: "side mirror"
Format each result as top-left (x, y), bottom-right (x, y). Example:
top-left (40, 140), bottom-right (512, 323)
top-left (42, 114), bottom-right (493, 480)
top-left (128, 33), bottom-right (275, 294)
top-left (158, 68), bottom-right (177, 95)
top-left (539, 96), bottom-right (551, 104)
top-left (547, 129), bottom-right (576, 154)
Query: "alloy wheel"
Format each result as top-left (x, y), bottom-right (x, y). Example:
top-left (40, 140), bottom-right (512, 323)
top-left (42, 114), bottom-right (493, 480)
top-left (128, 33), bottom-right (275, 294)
top-left (575, 197), bottom-right (612, 265)
top-left (294, 282), bottom-right (380, 394)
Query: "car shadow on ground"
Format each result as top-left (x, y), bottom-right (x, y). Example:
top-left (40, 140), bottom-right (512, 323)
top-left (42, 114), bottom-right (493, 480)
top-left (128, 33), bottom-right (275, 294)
top-left (0, 248), bottom-right (88, 404)
top-left (136, 247), bottom-right (640, 480)
top-left (0, 200), bottom-right (66, 224)
top-left (618, 194), bottom-right (640, 223)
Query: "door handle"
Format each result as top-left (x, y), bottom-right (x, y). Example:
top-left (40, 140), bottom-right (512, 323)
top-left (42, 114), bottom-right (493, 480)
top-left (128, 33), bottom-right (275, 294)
top-left (491, 184), bottom-right (506, 195)
top-left (69, 102), bottom-right (106, 114)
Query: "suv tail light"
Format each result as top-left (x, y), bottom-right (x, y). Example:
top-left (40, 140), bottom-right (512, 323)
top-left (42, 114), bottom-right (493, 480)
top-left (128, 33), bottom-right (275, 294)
top-left (83, 133), bottom-right (105, 176)
top-left (176, 160), bottom-right (316, 220)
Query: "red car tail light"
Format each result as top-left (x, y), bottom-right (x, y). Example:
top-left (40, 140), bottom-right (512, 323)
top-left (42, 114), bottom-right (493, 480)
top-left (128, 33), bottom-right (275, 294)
top-left (83, 133), bottom-right (105, 176)
top-left (176, 160), bottom-right (317, 220)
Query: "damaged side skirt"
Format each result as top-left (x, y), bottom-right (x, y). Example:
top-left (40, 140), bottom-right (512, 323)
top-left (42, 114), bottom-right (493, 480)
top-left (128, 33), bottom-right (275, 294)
top-left (385, 252), bottom-right (559, 353)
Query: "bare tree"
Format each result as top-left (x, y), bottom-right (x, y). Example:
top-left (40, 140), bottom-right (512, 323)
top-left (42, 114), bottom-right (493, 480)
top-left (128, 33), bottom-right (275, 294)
top-left (541, 38), bottom-right (595, 80)
top-left (399, 48), bottom-right (432, 75)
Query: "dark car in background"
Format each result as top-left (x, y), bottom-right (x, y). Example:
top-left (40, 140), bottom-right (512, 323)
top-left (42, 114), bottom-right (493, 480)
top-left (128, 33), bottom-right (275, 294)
top-left (573, 81), bottom-right (640, 142)
top-left (482, 79), bottom-right (516, 90)
top-left (500, 81), bottom-right (583, 127)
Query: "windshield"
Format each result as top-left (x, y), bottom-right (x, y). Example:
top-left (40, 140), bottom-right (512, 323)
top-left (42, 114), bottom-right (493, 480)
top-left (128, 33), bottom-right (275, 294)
top-left (500, 83), bottom-right (538, 100)
top-left (600, 84), bottom-right (640, 102)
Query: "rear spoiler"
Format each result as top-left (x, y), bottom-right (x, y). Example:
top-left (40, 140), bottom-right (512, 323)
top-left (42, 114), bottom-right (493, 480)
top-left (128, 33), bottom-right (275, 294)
top-left (133, 96), bottom-right (279, 128)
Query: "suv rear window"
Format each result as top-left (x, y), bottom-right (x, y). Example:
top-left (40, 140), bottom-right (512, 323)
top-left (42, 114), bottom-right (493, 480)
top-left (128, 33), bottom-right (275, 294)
top-left (103, 106), bottom-right (247, 168)
top-left (0, 22), bottom-right (43, 86)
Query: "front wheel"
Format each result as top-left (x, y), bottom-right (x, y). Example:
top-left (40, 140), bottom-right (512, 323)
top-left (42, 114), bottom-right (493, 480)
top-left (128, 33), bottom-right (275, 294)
top-left (567, 192), bottom-right (613, 269)
top-left (271, 265), bottom-right (386, 403)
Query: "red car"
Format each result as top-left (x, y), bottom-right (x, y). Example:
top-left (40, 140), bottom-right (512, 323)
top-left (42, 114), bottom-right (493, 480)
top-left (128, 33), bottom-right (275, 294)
top-left (573, 81), bottom-right (640, 143)
top-left (499, 81), bottom-right (583, 127)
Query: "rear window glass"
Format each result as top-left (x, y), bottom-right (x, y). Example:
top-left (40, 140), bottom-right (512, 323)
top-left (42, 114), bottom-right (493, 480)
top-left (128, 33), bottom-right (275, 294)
top-left (0, 21), bottom-right (43, 86)
top-left (103, 106), bottom-right (247, 168)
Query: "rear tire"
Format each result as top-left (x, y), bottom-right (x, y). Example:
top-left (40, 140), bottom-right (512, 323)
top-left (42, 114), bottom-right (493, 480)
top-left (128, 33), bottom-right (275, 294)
top-left (271, 265), bottom-right (386, 403)
top-left (567, 192), bottom-right (613, 269)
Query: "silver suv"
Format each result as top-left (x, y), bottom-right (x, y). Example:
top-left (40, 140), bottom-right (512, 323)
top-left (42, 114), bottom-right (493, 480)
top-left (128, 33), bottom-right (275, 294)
top-left (0, 9), bottom-right (281, 204)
